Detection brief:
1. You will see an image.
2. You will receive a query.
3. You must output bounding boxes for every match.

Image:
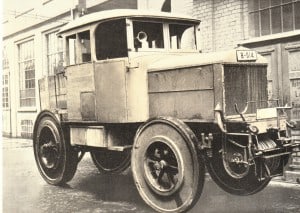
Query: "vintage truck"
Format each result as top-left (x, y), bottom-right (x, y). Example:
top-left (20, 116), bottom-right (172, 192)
top-left (33, 9), bottom-right (300, 212)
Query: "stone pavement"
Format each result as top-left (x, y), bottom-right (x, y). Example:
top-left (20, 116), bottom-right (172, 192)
top-left (2, 136), bottom-right (300, 184)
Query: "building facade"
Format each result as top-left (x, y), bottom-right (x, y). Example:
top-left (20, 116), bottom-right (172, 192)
top-left (2, 0), bottom-right (137, 138)
top-left (193, 0), bottom-right (300, 126)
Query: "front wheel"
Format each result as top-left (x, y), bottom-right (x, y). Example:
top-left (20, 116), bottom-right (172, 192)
top-left (131, 117), bottom-right (205, 213)
top-left (207, 140), bottom-right (271, 196)
top-left (33, 114), bottom-right (78, 185)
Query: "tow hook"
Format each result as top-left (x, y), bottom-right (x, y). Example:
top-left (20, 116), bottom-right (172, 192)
top-left (198, 133), bottom-right (213, 157)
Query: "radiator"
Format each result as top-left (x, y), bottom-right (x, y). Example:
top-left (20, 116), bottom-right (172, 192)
top-left (224, 64), bottom-right (268, 116)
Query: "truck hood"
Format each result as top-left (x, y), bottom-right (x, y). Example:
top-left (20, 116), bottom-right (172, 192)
top-left (128, 47), bottom-right (267, 72)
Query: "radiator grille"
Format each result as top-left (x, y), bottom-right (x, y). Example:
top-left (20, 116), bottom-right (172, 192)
top-left (224, 64), bottom-right (268, 116)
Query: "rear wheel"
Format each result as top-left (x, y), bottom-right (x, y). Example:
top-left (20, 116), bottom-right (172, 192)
top-left (132, 117), bottom-right (205, 213)
top-left (33, 114), bottom-right (78, 185)
top-left (90, 149), bottom-right (131, 174)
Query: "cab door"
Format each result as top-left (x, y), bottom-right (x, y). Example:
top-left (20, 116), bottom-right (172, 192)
top-left (94, 60), bottom-right (127, 123)
top-left (93, 19), bottom-right (129, 123)
top-left (65, 30), bottom-right (96, 121)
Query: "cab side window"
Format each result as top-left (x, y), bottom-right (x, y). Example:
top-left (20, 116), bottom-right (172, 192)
top-left (95, 19), bottom-right (128, 60)
top-left (78, 31), bottom-right (91, 63)
top-left (66, 34), bottom-right (76, 65)
top-left (66, 31), bottom-right (91, 65)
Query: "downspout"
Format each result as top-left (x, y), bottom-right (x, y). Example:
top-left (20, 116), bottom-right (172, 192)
top-left (212, 0), bottom-right (216, 51)
top-left (240, 0), bottom-right (245, 40)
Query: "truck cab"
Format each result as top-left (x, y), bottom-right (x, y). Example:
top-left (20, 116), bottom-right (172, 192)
top-left (49, 9), bottom-right (200, 123)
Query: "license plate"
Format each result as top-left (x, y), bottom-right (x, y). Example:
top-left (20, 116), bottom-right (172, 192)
top-left (236, 50), bottom-right (257, 61)
top-left (256, 108), bottom-right (277, 120)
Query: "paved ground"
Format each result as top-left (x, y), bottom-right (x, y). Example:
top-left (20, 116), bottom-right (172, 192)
top-left (2, 137), bottom-right (300, 213)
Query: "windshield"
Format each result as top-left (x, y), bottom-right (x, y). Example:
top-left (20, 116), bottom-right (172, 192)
top-left (133, 21), bottom-right (164, 49)
top-left (132, 21), bottom-right (197, 51)
top-left (169, 24), bottom-right (196, 50)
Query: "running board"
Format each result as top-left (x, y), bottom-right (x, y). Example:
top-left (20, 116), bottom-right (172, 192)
top-left (107, 145), bottom-right (133, 151)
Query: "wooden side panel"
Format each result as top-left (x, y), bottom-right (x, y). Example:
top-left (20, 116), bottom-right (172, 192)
top-left (149, 90), bottom-right (214, 119)
top-left (66, 63), bottom-right (95, 121)
top-left (148, 65), bottom-right (215, 120)
top-left (149, 66), bottom-right (213, 92)
top-left (38, 77), bottom-right (50, 110)
top-left (70, 126), bottom-right (106, 147)
top-left (126, 64), bottom-right (149, 122)
top-left (94, 60), bottom-right (127, 122)
top-left (48, 76), bottom-right (57, 109)
top-left (39, 74), bottom-right (67, 111)
top-left (213, 64), bottom-right (224, 111)
top-left (80, 92), bottom-right (96, 120)
top-left (56, 73), bottom-right (67, 109)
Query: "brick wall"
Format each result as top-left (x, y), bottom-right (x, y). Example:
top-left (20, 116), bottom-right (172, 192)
top-left (88, 0), bottom-right (137, 13)
top-left (193, 0), bottom-right (249, 53)
top-left (138, 0), bottom-right (193, 15)
top-left (173, 0), bottom-right (193, 15)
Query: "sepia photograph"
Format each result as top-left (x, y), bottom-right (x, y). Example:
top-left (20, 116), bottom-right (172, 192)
top-left (2, 0), bottom-right (300, 212)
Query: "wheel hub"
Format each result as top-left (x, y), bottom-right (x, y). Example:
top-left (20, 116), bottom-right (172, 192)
top-left (40, 140), bottom-right (59, 169)
top-left (143, 137), bottom-right (184, 196)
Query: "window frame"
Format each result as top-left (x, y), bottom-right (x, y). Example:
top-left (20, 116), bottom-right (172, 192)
top-left (64, 25), bottom-right (93, 66)
top-left (20, 119), bottom-right (33, 138)
top-left (62, 18), bottom-right (200, 64)
top-left (94, 18), bottom-right (129, 61)
top-left (2, 46), bottom-right (10, 109)
top-left (2, 73), bottom-right (10, 109)
top-left (127, 18), bottom-right (199, 54)
top-left (132, 20), bottom-right (167, 50)
top-left (248, 0), bottom-right (300, 37)
top-left (168, 22), bottom-right (198, 51)
top-left (46, 30), bottom-right (64, 75)
top-left (78, 30), bottom-right (92, 63)
top-left (17, 39), bottom-right (36, 108)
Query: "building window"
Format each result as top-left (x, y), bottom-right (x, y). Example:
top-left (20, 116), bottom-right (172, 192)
top-left (3, 47), bottom-right (9, 109)
top-left (3, 46), bottom-right (9, 69)
top-left (21, 119), bottom-right (33, 138)
top-left (2, 74), bottom-right (9, 108)
top-left (47, 32), bottom-right (63, 75)
top-left (249, 0), bottom-right (300, 37)
top-left (18, 40), bottom-right (35, 107)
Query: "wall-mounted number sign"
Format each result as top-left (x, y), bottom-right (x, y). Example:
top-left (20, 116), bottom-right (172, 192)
top-left (236, 50), bottom-right (257, 62)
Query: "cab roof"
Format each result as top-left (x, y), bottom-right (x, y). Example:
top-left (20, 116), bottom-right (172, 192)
top-left (58, 9), bottom-right (200, 34)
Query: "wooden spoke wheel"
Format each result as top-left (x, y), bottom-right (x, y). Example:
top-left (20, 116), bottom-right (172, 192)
top-left (90, 149), bottom-right (131, 174)
top-left (132, 117), bottom-right (205, 213)
top-left (33, 113), bottom-right (78, 185)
